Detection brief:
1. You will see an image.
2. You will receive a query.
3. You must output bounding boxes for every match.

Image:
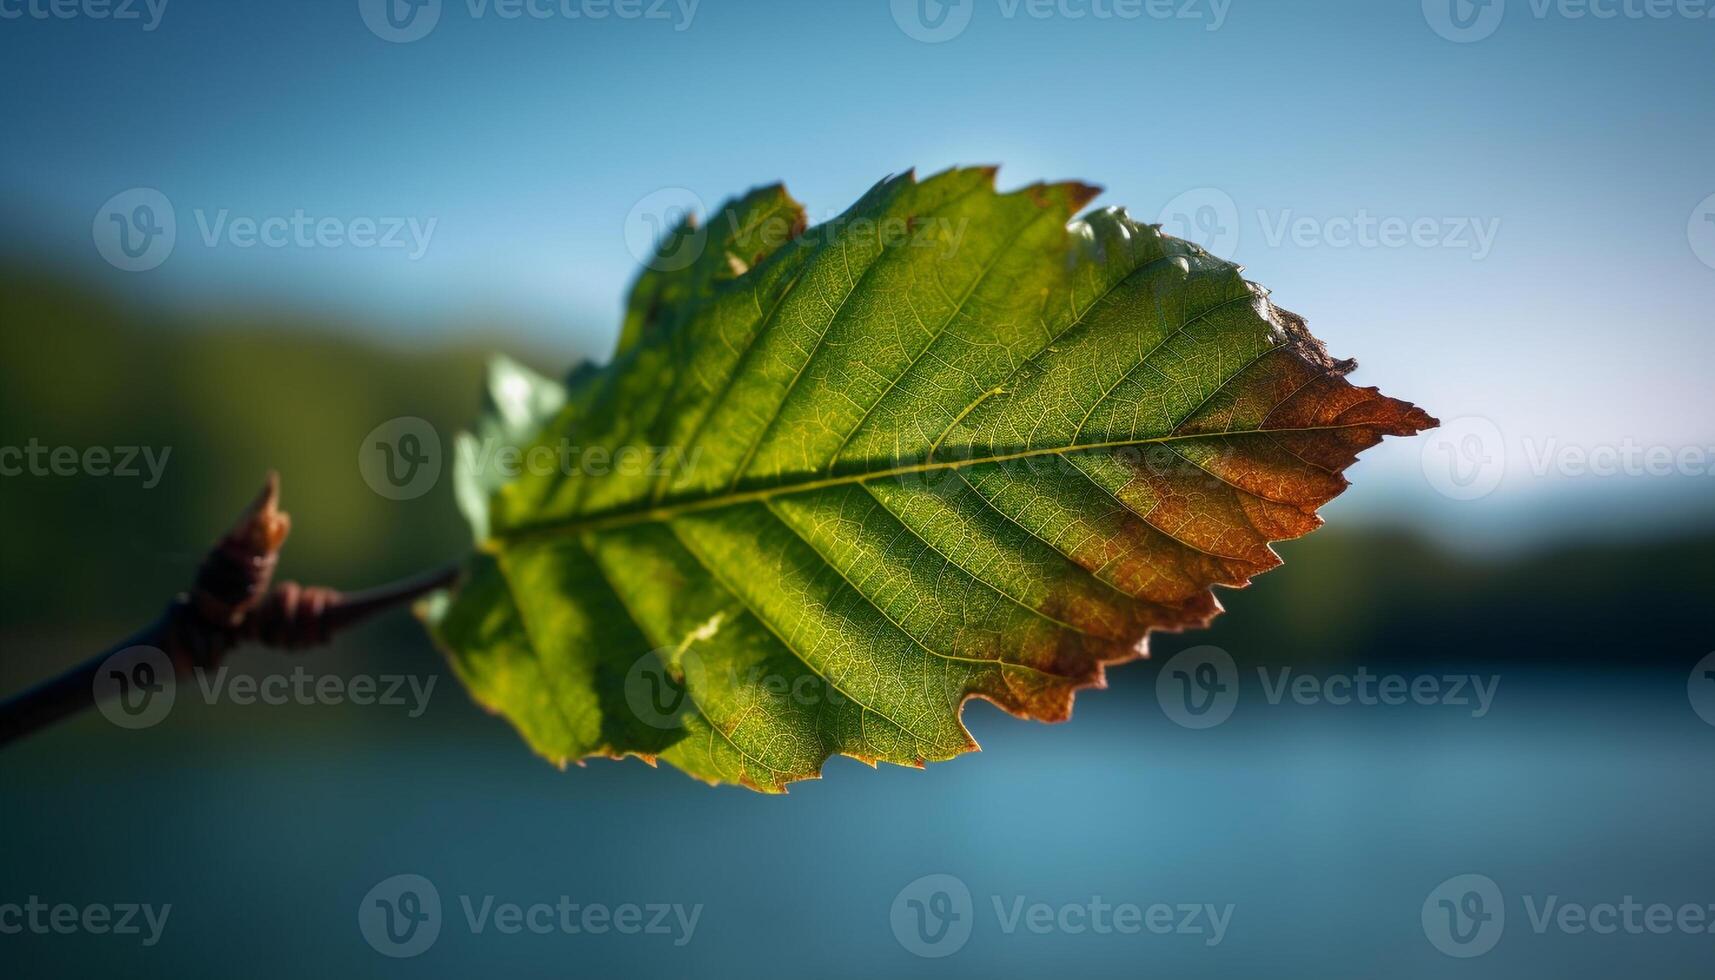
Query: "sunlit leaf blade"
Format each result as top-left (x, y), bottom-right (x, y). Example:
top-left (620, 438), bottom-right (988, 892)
top-left (423, 168), bottom-right (1436, 792)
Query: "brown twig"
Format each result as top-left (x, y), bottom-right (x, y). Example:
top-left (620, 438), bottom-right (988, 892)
top-left (0, 473), bottom-right (461, 747)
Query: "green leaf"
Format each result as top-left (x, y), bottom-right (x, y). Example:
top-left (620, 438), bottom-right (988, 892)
top-left (423, 167), bottom-right (1436, 792)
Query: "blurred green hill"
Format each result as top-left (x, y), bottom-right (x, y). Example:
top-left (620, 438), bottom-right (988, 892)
top-left (2, 266), bottom-right (1710, 710)
top-left (0, 265), bottom-right (571, 675)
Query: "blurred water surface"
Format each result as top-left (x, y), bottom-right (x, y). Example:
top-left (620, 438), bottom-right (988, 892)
top-left (5, 663), bottom-right (1711, 978)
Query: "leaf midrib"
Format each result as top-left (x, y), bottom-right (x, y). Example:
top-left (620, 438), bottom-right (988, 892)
top-left (486, 420), bottom-right (1380, 547)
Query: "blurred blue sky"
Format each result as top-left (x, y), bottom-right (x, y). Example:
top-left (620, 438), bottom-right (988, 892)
top-left (2, 0), bottom-right (1712, 545)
